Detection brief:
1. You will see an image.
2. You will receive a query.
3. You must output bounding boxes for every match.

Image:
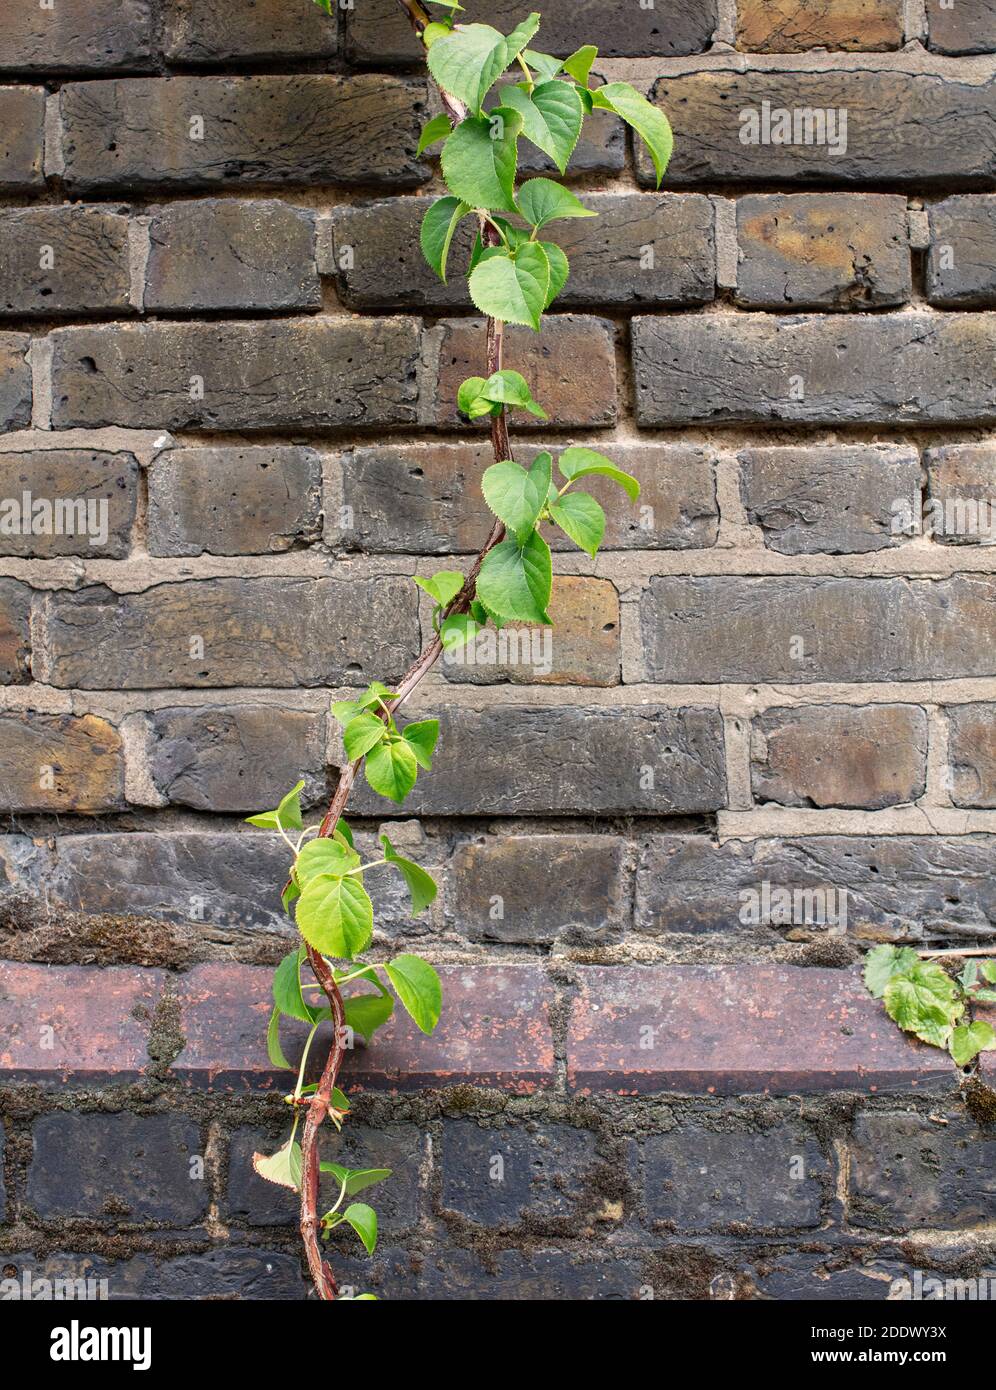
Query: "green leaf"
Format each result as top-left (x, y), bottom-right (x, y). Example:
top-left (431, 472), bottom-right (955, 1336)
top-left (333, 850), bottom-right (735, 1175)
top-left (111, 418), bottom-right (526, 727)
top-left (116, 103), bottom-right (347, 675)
top-left (592, 80), bottom-right (673, 187)
top-left (296, 874), bottom-right (374, 960)
top-left (549, 491), bottom-right (606, 558)
top-left (558, 446), bottom-right (641, 501)
top-left (343, 992), bottom-right (395, 1043)
top-left (539, 240), bottom-right (569, 307)
top-left (500, 81), bottom-right (583, 174)
top-left (266, 1006), bottom-right (293, 1071)
top-left (522, 49), bottom-right (562, 80)
top-left (563, 45), bottom-right (597, 87)
top-left (441, 111), bottom-right (520, 212)
top-left (343, 711), bottom-right (389, 761)
top-left (281, 879), bottom-right (300, 915)
top-left (440, 613), bottom-right (480, 652)
top-left (414, 571), bottom-right (464, 608)
top-left (273, 946), bottom-right (315, 1023)
top-left (517, 177), bottom-right (594, 230)
top-left (982, 961), bottom-right (996, 983)
top-left (295, 837), bottom-right (360, 887)
top-left (420, 196), bottom-right (471, 282)
top-left (477, 528), bottom-right (552, 626)
top-left (482, 452), bottom-right (552, 543)
top-left (469, 242), bottom-right (550, 330)
top-left (253, 1141), bottom-right (302, 1191)
top-left (504, 13), bottom-right (542, 62)
top-left (365, 738), bottom-right (419, 804)
top-left (480, 369), bottom-right (547, 418)
top-left (959, 959), bottom-right (979, 991)
top-left (333, 683), bottom-right (397, 725)
top-left (321, 1164), bottom-right (393, 1197)
top-left (333, 819), bottom-right (354, 849)
top-left (863, 944), bottom-right (920, 1000)
top-left (401, 720), bottom-right (439, 771)
top-left (381, 833), bottom-right (438, 915)
top-left (384, 954), bottom-right (443, 1035)
top-left (416, 112), bottom-right (452, 156)
top-left (344, 1202), bottom-right (378, 1255)
top-left (331, 1086), bottom-right (351, 1113)
top-left (884, 962), bottom-right (964, 1048)
top-left (427, 23), bottom-right (513, 114)
top-left (426, 0), bottom-right (464, 11)
top-left (246, 780), bottom-right (305, 831)
top-left (976, 989), bottom-right (996, 1003)
top-left (457, 375), bottom-right (489, 418)
top-left (950, 1020), bottom-right (996, 1067)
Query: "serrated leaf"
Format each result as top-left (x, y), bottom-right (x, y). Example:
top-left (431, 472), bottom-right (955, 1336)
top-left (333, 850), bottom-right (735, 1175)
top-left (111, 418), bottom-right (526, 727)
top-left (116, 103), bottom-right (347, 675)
top-left (416, 112), bottom-right (452, 156)
top-left (343, 992), bottom-right (394, 1043)
top-left (457, 375), bottom-right (488, 417)
top-left (253, 1141), bottom-right (302, 1191)
top-left (246, 780), bottom-right (305, 832)
top-left (321, 1163), bottom-right (393, 1197)
top-left (296, 874), bottom-right (373, 959)
top-left (401, 720), bottom-right (439, 772)
top-left (982, 961), bottom-right (996, 983)
top-left (477, 528), bottom-right (552, 626)
top-left (295, 837), bottom-right (361, 887)
top-left (863, 944), bottom-right (920, 999)
top-left (504, 13), bottom-right (541, 62)
top-left (384, 954), bottom-right (443, 1035)
top-left (539, 240), bottom-right (569, 307)
top-left (480, 369), bottom-right (547, 418)
top-left (500, 80), bottom-right (583, 173)
top-left (517, 177), bottom-right (594, 230)
top-left (420, 196), bottom-right (471, 282)
top-left (281, 879), bottom-right (300, 915)
top-left (344, 1202), bottom-right (378, 1255)
top-left (381, 833), bottom-right (438, 915)
top-left (440, 612), bottom-right (480, 652)
top-left (549, 491), bottom-right (606, 558)
top-left (470, 242), bottom-right (550, 330)
top-left (343, 711), bottom-right (389, 761)
top-left (427, 23), bottom-right (513, 114)
top-left (273, 946), bottom-right (315, 1023)
top-left (592, 80), bottom-right (673, 187)
top-left (266, 1005), bottom-right (293, 1071)
top-left (558, 446), bottom-right (641, 501)
top-left (414, 571), bottom-right (464, 608)
top-left (563, 45), bottom-right (597, 87)
top-left (522, 48), bottom-right (562, 80)
top-left (365, 739), bottom-right (419, 804)
top-left (482, 453), bottom-right (552, 543)
top-left (441, 111), bottom-right (520, 212)
top-left (950, 1020), bottom-right (996, 1067)
top-left (884, 962), bottom-right (963, 1048)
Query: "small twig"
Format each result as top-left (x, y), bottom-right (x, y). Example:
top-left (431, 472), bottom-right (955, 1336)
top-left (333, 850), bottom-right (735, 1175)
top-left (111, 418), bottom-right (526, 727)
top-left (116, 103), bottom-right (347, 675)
top-left (917, 947), bottom-right (996, 959)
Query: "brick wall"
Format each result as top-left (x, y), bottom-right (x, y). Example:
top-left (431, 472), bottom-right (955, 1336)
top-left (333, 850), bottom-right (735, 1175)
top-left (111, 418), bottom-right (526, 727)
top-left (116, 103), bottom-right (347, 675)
top-left (1, 0), bottom-right (995, 1301)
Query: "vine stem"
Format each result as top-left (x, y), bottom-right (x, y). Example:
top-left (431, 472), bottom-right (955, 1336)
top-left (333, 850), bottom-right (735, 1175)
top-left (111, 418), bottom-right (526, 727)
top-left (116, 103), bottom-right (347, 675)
top-left (298, 0), bottom-right (509, 1300)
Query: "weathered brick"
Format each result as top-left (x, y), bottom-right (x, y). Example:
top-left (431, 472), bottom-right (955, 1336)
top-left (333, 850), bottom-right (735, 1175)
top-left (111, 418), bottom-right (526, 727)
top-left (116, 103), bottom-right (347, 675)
top-left (336, 443), bottom-right (717, 554)
top-left (0, 1248), bottom-right (306, 1300)
top-left (441, 1121), bottom-right (597, 1226)
top-left (737, 0), bottom-right (903, 49)
top-left (751, 704), bottom-right (928, 810)
top-left (925, 444), bottom-right (996, 545)
top-left (735, 193), bottom-right (909, 309)
top-left (0, 578), bottom-right (31, 684)
top-left (28, 1113), bottom-right (207, 1224)
top-left (60, 76), bottom-right (428, 193)
top-left (747, 1250), bottom-right (909, 1300)
top-left (640, 575), bottom-right (996, 683)
top-left (147, 447), bottom-right (322, 556)
top-left (145, 200), bottom-right (319, 312)
top-left (849, 1111), bottom-right (996, 1229)
top-left (739, 444), bottom-right (919, 554)
top-left (0, 87), bottom-right (45, 189)
top-left (0, 334), bottom-right (32, 431)
top-left (0, 1124), bottom-right (5, 1220)
top-left (440, 577), bottom-right (620, 687)
top-left (0, 0), bottom-right (152, 71)
top-left (0, 450), bottom-right (138, 558)
top-left (350, 705), bottom-right (726, 816)
top-left (164, 0), bottom-right (337, 62)
top-left (430, 316), bottom-right (616, 430)
top-left (633, 313), bottom-right (996, 425)
top-left (926, 195), bottom-right (996, 307)
top-left (641, 1126), bottom-right (826, 1230)
top-left (567, 965), bottom-right (955, 1094)
top-left (946, 703), bottom-right (996, 808)
top-left (0, 712), bottom-right (125, 813)
top-left (643, 69), bottom-right (996, 186)
top-left (448, 834), bottom-right (629, 944)
top-left (37, 577), bottom-right (419, 688)
top-left (419, 1247), bottom-right (644, 1300)
top-left (0, 962), bottom-right (165, 1083)
top-left (926, 0), bottom-right (996, 53)
top-left (50, 318), bottom-right (420, 430)
top-left (148, 705), bottom-right (326, 812)
top-left (0, 207), bottom-right (131, 317)
top-left (346, 0), bottom-right (716, 63)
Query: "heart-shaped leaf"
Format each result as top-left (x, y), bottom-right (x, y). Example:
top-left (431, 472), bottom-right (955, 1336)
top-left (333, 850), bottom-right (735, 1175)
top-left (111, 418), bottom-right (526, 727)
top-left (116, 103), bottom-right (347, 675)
top-left (440, 112), bottom-right (520, 212)
top-left (500, 80), bottom-right (583, 173)
top-left (365, 738), bottom-right (419, 804)
top-left (482, 452), bottom-right (552, 543)
top-left (384, 954), bottom-right (443, 1034)
top-left (517, 177), bottom-right (594, 230)
top-left (296, 874), bottom-right (374, 959)
top-left (469, 243), bottom-right (550, 330)
top-left (477, 528), bottom-right (553, 625)
top-left (549, 491), bottom-right (606, 558)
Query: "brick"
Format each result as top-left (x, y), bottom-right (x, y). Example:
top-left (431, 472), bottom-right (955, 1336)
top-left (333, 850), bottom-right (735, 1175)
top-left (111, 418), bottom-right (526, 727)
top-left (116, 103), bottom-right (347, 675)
top-left (148, 705), bottom-right (326, 812)
top-left (0, 450), bottom-right (138, 558)
top-left (926, 0), bottom-right (996, 52)
top-left (60, 76), bottom-right (428, 193)
top-left (172, 962), bottom-right (556, 1092)
top-left (636, 834), bottom-right (996, 939)
top-left (336, 442), bottom-right (717, 554)
top-left (419, 1247), bottom-right (644, 1301)
top-left (633, 313), bottom-right (996, 425)
top-left (926, 195), bottom-right (996, 307)
top-left (946, 703), bottom-right (996, 809)
top-left (643, 69), bottom-right (996, 186)
top-left (925, 444), bottom-right (996, 545)
top-left (28, 1113), bottom-right (207, 1224)
top-left (739, 445), bottom-right (919, 554)
top-left (0, 1248), bottom-right (306, 1300)
top-left (641, 575), bottom-right (996, 683)
top-left (350, 705), bottom-right (726, 816)
top-left (0, 579), bottom-right (31, 684)
top-left (641, 1125), bottom-right (826, 1230)
top-left (147, 447), bottom-right (322, 556)
top-left (0, 334), bottom-right (32, 431)
top-left (747, 1250), bottom-right (909, 1300)
top-left (448, 834), bottom-right (628, 944)
top-left (441, 1121), bottom-right (597, 1226)
top-left (0, 87), bottom-right (44, 189)
top-left (37, 577), bottom-right (419, 689)
top-left (145, 200), bottom-right (319, 313)
top-left (0, 1124), bottom-right (5, 1221)
top-left (440, 577), bottom-right (620, 687)
top-left (751, 704), bottom-right (928, 810)
top-left (0, 962), bottom-right (165, 1083)
top-left (164, 0), bottom-right (337, 62)
top-left (0, 207), bottom-right (132, 317)
top-left (51, 317), bottom-right (419, 431)
top-left (0, 712), bottom-right (125, 813)
top-left (430, 316), bottom-right (616, 430)
top-left (567, 965), bottom-right (956, 1094)
top-left (849, 1111), bottom-right (996, 1229)
top-left (0, 0), bottom-right (152, 71)
top-left (737, 0), bottom-right (903, 49)
top-left (345, 0), bottom-right (717, 63)
top-left (735, 194), bottom-right (909, 309)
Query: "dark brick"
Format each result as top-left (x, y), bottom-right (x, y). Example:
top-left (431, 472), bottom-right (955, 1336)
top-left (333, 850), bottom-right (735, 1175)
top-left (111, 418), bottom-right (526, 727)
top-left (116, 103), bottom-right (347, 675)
top-left (0, 449), bottom-right (138, 558)
top-left (643, 68), bottom-right (996, 186)
top-left (739, 444), bottom-right (919, 554)
top-left (751, 704), bottom-right (928, 810)
top-left (0, 1248), bottom-right (306, 1300)
top-left (0, 207), bottom-right (131, 317)
top-left (28, 1113), bottom-right (207, 1224)
top-left (145, 200), bottom-right (319, 312)
top-left (926, 195), bottom-right (996, 307)
top-left (735, 193), bottom-right (910, 309)
top-left (0, 711), bottom-right (125, 813)
top-left (747, 1250), bottom-right (909, 1300)
top-left (50, 318), bottom-right (420, 430)
top-left (926, 0), bottom-right (996, 52)
top-left (640, 575), bottom-right (996, 683)
top-left (641, 1126), bottom-right (826, 1230)
top-left (0, 1124), bottom-right (5, 1221)
top-left (37, 577), bottom-right (419, 689)
top-left (147, 447), bottom-right (322, 556)
top-left (448, 834), bottom-right (629, 944)
top-left (349, 705), bottom-right (726, 816)
top-left (0, 87), bottom-right (45, 189)
top-left (737, 0), bottom-right (904, 49)
top-left (0, 0), bottom-right (152, 71)
top-left (567, 965), bottom-right (955, 1094)
top-left (633, 313), bottom-right (996, 425)
top-left (164, 0), bottom-right (337, 62)
top-left (925, 444), bottom-right (996, 544)
top-left (336, 442), bottom-right (717, 554)
top-left (0, 334), bottom-right (32, 430)
top-left (0, 578), bottom-right (31, 684)
top-left (946, 703), bottom-right (996, 808)
top-left (418, 1247), bottom-right (644, 1300)
top-left (148, 704), bottom-right (326, 812)
top-left (441, 1121), bottom-right (597, 1226)
top-left (849, 1112), bottom-right (996, 1229)
top-left (60, 76), bottom-right (428, 193)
